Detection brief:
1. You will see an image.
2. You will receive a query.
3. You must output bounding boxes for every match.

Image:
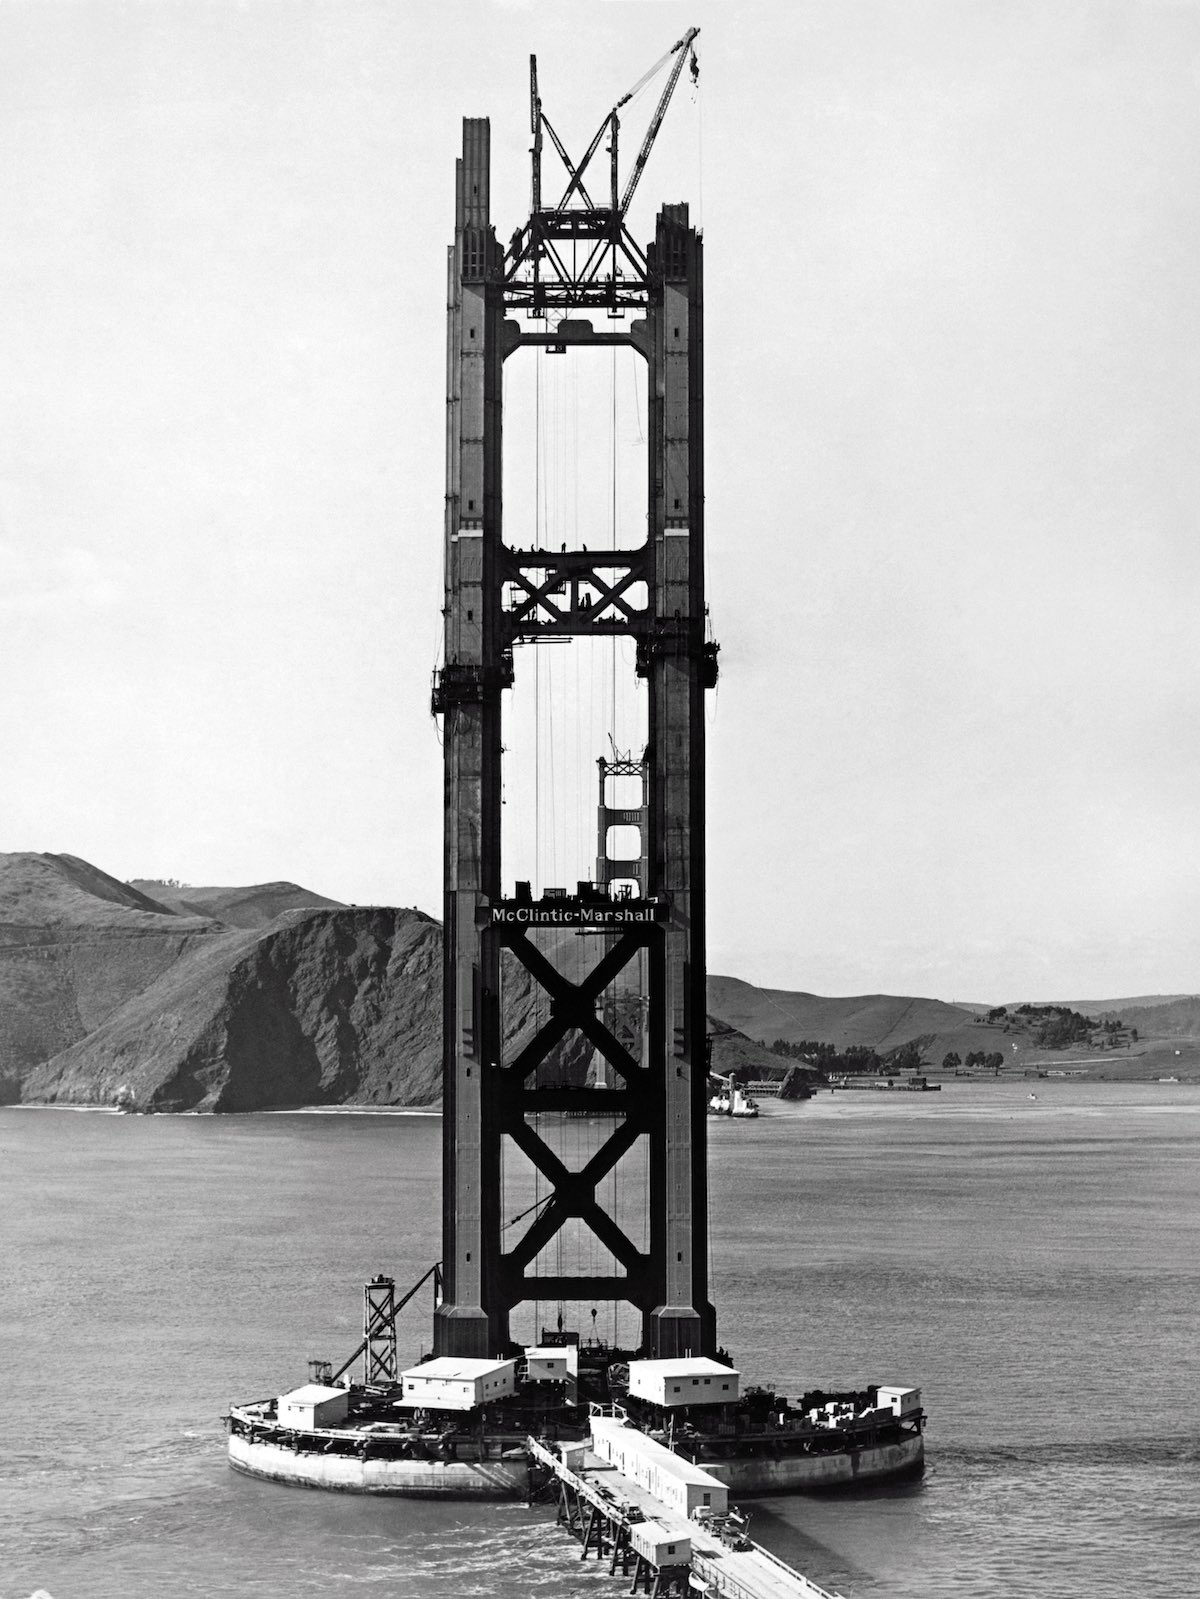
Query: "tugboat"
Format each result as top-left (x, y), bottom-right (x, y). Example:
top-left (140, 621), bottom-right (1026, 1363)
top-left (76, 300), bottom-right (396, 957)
top-left (708, 1074), bottom-right (760, 1118)
top-left (730, 1087), bottom-right (760, 1118)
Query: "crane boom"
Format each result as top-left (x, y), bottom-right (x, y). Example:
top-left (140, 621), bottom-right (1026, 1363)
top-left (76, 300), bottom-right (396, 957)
top-left (530, 54), bottom-right (542, 213)
top-left (504, 29), bottom-right (700, 311)
top-left (619, 27), bottom-right (699, 216)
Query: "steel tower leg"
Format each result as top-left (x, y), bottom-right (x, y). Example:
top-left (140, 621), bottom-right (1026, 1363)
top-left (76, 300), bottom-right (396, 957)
top-left (642, 207), bottom-right (714, 1358)
top-left (434, 119), bottom-right (508, 1357)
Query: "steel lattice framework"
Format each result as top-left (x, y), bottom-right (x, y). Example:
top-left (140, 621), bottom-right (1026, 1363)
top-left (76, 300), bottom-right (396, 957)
top-left (432, 42), bottom-right (716, 1361)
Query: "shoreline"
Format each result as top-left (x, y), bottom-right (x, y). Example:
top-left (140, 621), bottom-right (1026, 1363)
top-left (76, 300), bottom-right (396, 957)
top-left (3, 1101), bottom-right (444, 1117)
top-left (8, 1074), bottom-right (1198, 1118)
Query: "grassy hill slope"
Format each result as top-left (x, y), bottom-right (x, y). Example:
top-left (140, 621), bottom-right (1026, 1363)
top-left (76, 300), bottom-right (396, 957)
top-left (706, 976), bottom-right (976, 1051)
top-left (129, 879), bottom-right (346, 928)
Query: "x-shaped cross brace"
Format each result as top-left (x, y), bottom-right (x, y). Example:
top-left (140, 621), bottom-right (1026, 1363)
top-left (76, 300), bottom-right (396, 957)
top-left (505, 1117), bottom-right (643, 1277)
top-left (505, 929), bottom-right (646, 1084)
top-left (497, 926), bottom-right (655, 1295)
top-left (503, 557), bottom-right (646, 635)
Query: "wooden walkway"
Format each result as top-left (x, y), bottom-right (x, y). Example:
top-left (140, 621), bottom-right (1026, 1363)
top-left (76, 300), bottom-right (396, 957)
top-left (527, 1436), bottom-right (845, 1599)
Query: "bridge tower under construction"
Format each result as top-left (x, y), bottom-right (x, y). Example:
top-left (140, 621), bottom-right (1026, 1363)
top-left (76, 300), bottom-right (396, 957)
top-left (431, 33), bottom-right (718, 1363)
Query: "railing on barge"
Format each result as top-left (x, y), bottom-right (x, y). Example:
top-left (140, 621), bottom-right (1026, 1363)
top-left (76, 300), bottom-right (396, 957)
top-left (229, 1394), bottom-right (923, 1470)
top-left (666, 1406), bottom-right (925, 1468)
top-left (228, 1401), bottom-right (536, 1463)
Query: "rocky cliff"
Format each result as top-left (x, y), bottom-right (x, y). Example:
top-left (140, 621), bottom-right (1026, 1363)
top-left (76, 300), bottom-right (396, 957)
top-left (8, 855), bottom-right (606, 1111)
top-left (0, 853), bottom-right (221, 1100)
top-left (22, 905), bottom-right (445, 1112)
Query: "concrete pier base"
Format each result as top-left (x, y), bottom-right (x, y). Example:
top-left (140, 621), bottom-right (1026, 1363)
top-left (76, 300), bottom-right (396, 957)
top-left (228, 1432), bottom-right (527, 1498)
top-left (227, 1429), bottom-right (922, 1500)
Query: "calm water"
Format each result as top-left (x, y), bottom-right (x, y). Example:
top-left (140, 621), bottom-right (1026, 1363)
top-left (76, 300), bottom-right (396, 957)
top-left (2, 1082), bottom-right (1197, 1598)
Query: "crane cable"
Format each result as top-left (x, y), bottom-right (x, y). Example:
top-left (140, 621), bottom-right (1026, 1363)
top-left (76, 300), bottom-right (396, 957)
top-left (613, 35), bottom-right (685, 112)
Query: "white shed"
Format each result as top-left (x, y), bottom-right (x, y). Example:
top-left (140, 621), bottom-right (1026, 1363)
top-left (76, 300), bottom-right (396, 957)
top-left (876, 1385), bottom-right (921, 1417)
top-left (627, 1356), bottom-right (739, 1409)
top-left (277, 1384), bottom-right (350, 1429)
top-left (398, 1357), bottom-right (517, 1411)
top-left (525, 1345), bottom-right (579, 1384)
top-left (590, 1416), bottom-right (728, 1518)
top-left (630, 1520), bottom-right (692, 1566)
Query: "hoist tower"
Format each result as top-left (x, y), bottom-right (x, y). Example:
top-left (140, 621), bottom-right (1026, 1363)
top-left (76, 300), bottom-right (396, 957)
top-left (432, 31), bottom-right (717, 1363)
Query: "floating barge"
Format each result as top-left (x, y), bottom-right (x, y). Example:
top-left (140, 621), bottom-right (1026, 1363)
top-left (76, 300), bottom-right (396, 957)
top-left (227, 1335), bottom-right (923, 1500)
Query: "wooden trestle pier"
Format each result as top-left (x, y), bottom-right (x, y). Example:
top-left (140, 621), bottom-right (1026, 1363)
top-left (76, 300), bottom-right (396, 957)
top-left (526, 1436), bottom-right (846, 1599)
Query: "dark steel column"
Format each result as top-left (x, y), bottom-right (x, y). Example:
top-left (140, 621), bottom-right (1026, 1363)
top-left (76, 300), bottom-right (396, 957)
top-left (434, 120), bottom-right (507, 1357)
top-left (644, 206), bottom-right (715, 1357)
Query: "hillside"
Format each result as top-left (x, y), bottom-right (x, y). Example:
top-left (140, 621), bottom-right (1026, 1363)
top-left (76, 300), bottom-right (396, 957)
top-left (1117, 997), bottom-right (1200, 1038)
top-left (0, 853), bottom-right (221, 1099)
top-left (706, 1016), bottom-right (826, 1093)
top-left (12, 859), bottom-right (603, 1111)
top-left (1039, 994), bottom-right (1197, 1015)
top-left (702, 979), bottom-right (1200, 1081)
top-left (705, 976), bottom-right (976, 1052)
top-left (23, 906), bottom-right (445, 1112)
top-left (706, 1016), bottom-right (792, 1078)
top-left (128, 879), bottom-right (345, 928)
top-left (9, 853), bottom-right (1197, 1109)
top-left (2, 852), bottom-right (189, 928)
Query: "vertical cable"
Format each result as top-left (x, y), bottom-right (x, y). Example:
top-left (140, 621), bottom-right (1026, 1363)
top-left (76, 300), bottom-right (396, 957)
top-left (611, 348), bottom-right (618, 753)
top-left (696, 59), bottom-right (704, 231)
top-left (533, 347), bottom-right (542, 1345)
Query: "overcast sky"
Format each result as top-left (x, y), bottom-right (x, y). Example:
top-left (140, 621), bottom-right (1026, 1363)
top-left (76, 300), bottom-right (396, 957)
top-left (2, 0), bottom-right (1198, 1002)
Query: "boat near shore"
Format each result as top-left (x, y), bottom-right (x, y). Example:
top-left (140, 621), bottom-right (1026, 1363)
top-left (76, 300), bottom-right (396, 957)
top-left (708, 1074), bottom-right (762, 1117)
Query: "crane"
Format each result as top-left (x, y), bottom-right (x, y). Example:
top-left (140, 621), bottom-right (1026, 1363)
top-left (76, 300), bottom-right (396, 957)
top-left (506, 29), bottom-right (700, 312)
top-left (616, 27), bottom-right (700, 218)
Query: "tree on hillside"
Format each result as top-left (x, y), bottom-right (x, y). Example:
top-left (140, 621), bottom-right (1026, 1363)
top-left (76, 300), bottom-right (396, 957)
top-left (942, 1051), bottom-right (961, 1069)
top-left (769, 1039), bottom-right (891, 1075)
top-left (887, 1042), bottom-right (924, 1073)
top-left (1016, 1005), bottom-right (1098, 1049)
top-left (985, 1052), bottom-right (1004, 1071)
top-left (770, 1039), bottom-right (835, 1062)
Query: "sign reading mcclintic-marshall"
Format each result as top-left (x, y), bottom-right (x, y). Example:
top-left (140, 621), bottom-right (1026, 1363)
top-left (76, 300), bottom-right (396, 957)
top-left (485, 897), bottom-right (668, 929)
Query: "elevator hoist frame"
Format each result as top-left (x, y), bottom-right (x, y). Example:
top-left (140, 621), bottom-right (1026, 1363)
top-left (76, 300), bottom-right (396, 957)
top-left (431, 29), bottom-right (719, 1363)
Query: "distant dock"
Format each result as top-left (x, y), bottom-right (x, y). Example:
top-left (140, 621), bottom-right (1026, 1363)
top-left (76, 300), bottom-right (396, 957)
top-left (828, 1075), bottom-right (941, 1093)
